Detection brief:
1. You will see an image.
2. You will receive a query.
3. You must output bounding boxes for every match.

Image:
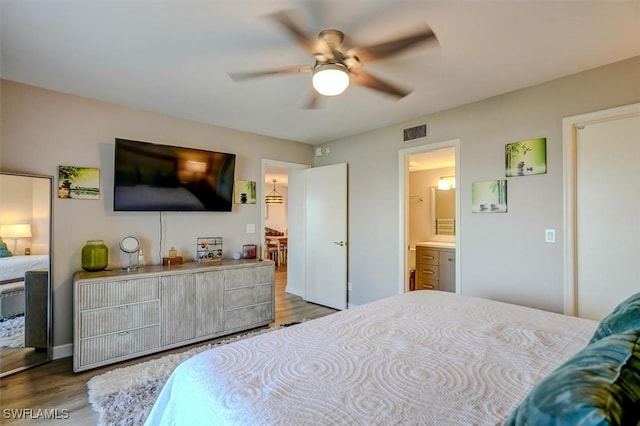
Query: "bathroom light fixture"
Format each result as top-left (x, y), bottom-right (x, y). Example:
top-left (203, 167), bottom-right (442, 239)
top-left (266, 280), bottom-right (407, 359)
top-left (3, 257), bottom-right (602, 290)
top-left (265, 179), bottom-right (284, 204)
top-left (0, 223), bottom-right (32, 253)
top-left (437, 176), bottom-right (455, 191)
top-left (312, 63), bottom-right (350, 96)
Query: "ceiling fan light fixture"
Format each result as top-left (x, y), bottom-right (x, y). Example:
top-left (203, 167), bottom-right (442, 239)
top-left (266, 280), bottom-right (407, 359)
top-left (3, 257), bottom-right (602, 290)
top-left (312, 63), bottom-right (350, 96)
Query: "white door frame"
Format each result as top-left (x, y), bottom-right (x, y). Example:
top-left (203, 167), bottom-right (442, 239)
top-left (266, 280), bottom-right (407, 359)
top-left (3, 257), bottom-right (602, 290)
top-left (398, 139), bottom-right (461, 295)
top-left (562, 102), bottom-right (640, 315)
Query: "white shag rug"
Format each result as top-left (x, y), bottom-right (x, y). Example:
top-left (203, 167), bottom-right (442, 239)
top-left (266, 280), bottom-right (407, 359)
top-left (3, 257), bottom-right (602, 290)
top-left (87, 323), bottom-right (300, 426)
top-left (0, 315), bottom-right (25, 348)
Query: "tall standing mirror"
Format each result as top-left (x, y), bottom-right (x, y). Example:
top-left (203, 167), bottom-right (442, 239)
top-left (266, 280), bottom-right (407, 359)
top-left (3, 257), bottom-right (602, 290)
top-left (0, 172), bottom-right (52, 377)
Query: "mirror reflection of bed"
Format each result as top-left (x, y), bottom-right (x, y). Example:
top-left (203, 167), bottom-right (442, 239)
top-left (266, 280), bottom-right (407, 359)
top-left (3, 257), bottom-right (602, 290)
top-left (0, 172), bottom-right (52, 377)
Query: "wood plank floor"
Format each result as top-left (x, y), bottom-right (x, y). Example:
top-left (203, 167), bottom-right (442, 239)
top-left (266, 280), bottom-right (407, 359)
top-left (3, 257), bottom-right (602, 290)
top-left (0, 266), bottom-right (337, 425)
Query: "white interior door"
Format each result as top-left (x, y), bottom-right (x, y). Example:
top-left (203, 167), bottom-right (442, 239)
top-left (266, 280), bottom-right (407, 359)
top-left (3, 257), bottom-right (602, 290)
top-left (305, 163), bottom-right (348, 310)
top-left (576, 114), bottom-right (640, 320)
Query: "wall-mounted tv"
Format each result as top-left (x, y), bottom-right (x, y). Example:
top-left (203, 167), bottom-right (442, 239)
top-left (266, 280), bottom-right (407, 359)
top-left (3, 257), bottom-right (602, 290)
top-left (114, 138), bottom-right (236, 212)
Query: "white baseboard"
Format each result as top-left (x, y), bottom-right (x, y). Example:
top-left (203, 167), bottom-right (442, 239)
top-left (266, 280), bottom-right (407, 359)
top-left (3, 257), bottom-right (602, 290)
top-left (52, 343), bottom-right (72, 360)
top-left (348, 302), bottom-right (358, 309)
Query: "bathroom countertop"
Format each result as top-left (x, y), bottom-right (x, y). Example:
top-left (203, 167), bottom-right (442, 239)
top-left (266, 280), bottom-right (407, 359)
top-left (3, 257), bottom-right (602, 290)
top-left (416, 241), bottom-right (456, 249)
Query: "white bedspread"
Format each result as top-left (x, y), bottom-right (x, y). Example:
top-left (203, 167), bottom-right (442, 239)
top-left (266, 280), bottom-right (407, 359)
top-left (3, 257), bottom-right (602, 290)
top-left (145, 291), bottom-right (598, 426)
top-left (0, 255), bottom-right (49, 282)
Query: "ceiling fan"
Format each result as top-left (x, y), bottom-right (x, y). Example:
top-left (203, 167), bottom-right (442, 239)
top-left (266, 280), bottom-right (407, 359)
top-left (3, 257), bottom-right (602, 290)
top-left (228, 10), bottom-right (439, 107)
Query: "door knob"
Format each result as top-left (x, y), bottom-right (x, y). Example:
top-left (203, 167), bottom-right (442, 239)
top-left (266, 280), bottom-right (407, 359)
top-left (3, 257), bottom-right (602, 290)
top-left (333, 241), bottom-right (347, 247)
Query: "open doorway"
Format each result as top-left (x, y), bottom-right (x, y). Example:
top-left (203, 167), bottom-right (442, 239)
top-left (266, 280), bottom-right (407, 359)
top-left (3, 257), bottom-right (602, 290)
top-left (398, 139), bottom-right (460, 295)
top-left (264, 166), bottom-right (289, 268)
top-left (261, 159), bottom-right (310, 298)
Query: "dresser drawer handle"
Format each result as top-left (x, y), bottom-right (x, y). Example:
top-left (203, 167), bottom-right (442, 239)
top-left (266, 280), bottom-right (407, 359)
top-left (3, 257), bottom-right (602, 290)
top-left (421, 255), bottom-right (434, 260)
top-left (118, 305), bottom-right (129, 310)
top-left (118, 331), bottom-right (130, 336)
top-left (422, 284), bottom-right (435, 289)
top-left (422, 270), bottom-right (435, 275)
top-left (447, 258), bottom-right (455, 262)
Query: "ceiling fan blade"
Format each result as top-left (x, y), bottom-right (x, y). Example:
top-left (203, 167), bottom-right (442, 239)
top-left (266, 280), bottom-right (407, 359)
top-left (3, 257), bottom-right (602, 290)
top-left (351, 70), bottom-right (411, 98)
top-left (270, 10), bottom-right (317, 55)
top-left (347, 26), bottom-right (437, 64)
top-left (305, 90), bottom-right (321, 109)
top-left (228, 65), bottom-right (312, 82)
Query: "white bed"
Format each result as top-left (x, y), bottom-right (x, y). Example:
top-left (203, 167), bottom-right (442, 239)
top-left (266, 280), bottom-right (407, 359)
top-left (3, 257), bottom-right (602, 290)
top-left (145, 290), bottom-right (598, 425)
top-left (0, 254), bottom-right (49, 284)
top-left (0, 254), bottom-right (49, 318)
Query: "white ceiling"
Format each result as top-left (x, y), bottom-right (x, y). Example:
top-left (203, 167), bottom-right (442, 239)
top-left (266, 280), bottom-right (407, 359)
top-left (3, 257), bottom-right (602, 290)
top-left (1, 1), bottom-right (639, 145)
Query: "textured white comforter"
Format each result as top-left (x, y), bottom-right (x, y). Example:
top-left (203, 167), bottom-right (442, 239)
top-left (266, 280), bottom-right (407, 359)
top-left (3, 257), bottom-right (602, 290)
top-left (145, 291), bottom-right (597, 426)
top-left (0, 254), bottom-right (48, 282)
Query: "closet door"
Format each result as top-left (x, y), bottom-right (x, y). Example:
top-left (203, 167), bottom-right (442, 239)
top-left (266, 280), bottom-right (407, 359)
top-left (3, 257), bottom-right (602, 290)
top-left (576, 114), bottom-right (640, 320)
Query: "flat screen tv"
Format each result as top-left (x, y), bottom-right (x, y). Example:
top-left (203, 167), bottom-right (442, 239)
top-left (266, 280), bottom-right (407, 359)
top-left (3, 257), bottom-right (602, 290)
top-left (114, 138), bottom-right (236, 212)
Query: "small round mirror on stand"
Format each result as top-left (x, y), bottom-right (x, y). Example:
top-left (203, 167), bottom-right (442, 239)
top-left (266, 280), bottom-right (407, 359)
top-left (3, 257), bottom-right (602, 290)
top-left (120, 236), bottom-right (140, 271)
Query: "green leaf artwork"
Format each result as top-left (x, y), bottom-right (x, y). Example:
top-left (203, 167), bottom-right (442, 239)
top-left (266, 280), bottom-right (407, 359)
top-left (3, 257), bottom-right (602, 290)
top-left (472, 180), bottom-right (507, 213)
top-left (505, 138), bottom-right (547, 177)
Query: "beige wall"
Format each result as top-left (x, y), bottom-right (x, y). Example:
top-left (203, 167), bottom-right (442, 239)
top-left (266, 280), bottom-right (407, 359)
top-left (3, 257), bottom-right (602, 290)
top-left (316, 56), bottom-right (640, 311)
top-left (0, 80), bottom-right (313, 350)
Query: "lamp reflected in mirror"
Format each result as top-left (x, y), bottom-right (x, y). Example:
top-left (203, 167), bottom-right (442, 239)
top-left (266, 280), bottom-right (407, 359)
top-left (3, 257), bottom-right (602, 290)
top-left (0, 223), bottom-right (32, 254)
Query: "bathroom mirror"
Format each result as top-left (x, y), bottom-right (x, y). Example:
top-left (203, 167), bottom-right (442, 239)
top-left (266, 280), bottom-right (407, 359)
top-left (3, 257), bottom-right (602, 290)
top-left (0, 172), bottom-right (52, 377)
top-left (431, 186), bottom-right (456, 237)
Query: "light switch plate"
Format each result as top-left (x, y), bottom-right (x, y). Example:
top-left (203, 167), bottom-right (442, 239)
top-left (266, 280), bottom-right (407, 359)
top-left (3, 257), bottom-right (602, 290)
top-left (545, 229), bottom-right (556, 243)
top-left (246, 224), bottom-right (256, 234)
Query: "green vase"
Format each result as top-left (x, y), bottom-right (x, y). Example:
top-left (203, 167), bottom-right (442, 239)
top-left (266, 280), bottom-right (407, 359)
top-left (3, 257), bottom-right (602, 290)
top-left (82, 240), bottom-right (108, 272)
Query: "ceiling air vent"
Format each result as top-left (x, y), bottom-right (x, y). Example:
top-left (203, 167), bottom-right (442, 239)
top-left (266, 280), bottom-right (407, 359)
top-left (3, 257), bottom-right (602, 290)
top-left (403, 124), bottom-right (427, 142)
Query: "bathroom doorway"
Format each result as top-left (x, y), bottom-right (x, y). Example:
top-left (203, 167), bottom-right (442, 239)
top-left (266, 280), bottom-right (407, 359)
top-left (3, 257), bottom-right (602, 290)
top-left (398, 139), bottom-right (460, 294)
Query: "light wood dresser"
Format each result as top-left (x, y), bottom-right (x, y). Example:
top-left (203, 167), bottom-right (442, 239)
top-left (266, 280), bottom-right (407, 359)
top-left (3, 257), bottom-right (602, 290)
top-left (73, 259), bottom-right (274, 372)
top-left (415, 244), bottom-right (455, 292)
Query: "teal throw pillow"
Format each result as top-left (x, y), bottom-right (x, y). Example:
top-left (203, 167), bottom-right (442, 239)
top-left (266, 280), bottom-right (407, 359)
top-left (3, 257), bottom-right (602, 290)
top-left (0, 241), bottom-right (12, 257)
top-left (589, 292), bottom-right (640, 344)
top-left (505, 329), bottom-right (640, 426)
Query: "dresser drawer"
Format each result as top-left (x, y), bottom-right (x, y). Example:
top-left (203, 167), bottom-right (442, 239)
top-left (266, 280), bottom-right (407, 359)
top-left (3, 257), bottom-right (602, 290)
top-left (225, 302), bottom-right (273, 330)
top-left (224, 266), bottom-right (274, 290)
top-left (416, 248), bottom-right (438, 265)
top-left (79, 301), bottom-right (160, 338)
top-left (78, 325), bottom-right (160, 367)
top-left (78, 277), bottom-right (159, 310)
top-left (225, 283), bottom-right (273, 310)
